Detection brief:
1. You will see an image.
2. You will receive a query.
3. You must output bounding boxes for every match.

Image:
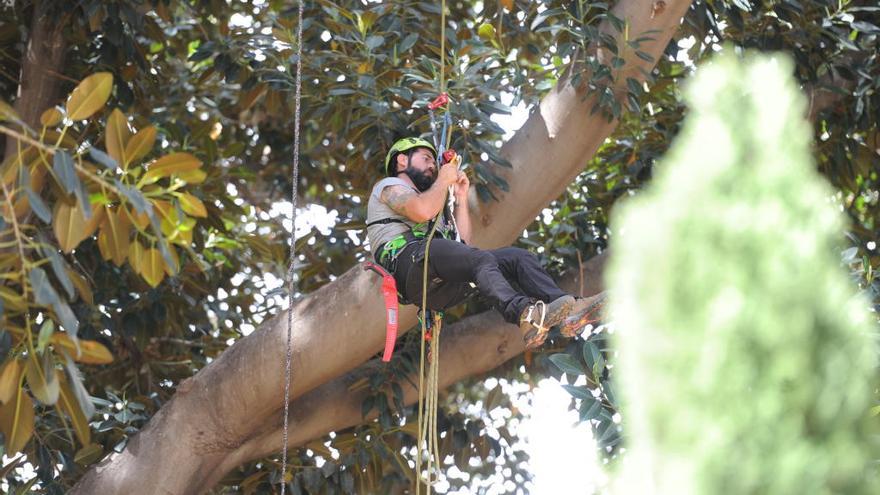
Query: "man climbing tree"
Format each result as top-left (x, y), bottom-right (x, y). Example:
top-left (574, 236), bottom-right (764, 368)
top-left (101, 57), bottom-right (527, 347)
top-left (366, 136), bottom-right (595, 348)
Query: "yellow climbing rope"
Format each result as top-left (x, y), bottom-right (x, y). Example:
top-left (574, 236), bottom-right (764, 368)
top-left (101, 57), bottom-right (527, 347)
top-left (439, 0), bottom-right (446, 94)
top-left (414, 153), bottom-right (455, 495)
top-left (414, 1), bottom-right (452, 493)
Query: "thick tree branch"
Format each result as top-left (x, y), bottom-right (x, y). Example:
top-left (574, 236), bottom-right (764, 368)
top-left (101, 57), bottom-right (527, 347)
top-left (468, 0), bottom-right (693, 248)
top-left (72, 0), bottom-right (693, 492)
top-left (206, 255), bottom-right (608, 485)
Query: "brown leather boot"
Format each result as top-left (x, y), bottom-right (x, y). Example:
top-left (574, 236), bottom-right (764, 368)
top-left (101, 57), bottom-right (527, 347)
top-left (559, 292), bottom-right (607, 338)
top-left (519, 295), bottom-right (575, 349)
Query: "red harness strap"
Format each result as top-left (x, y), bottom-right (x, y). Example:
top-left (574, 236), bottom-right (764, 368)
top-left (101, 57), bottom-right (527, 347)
top-left (363, 262), bottom-right (399, 362)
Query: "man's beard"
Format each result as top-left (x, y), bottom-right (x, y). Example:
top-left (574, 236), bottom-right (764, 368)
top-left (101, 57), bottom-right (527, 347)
top-left (405, 167), bottom-right (435, 192)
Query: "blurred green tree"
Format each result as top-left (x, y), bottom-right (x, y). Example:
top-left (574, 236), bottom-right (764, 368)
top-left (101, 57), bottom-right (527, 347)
top-left (609, 50), bottom-right (879, 495)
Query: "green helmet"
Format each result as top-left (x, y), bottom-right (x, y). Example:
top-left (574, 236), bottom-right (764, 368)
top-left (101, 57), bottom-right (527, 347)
top-left (384, 137), bottom-right (436, 176)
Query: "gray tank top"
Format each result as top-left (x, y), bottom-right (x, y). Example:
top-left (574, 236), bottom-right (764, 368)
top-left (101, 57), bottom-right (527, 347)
top-left (366, 177), bottom-right (454, 258)
top-left (366, 178), bottom-right (418, 258)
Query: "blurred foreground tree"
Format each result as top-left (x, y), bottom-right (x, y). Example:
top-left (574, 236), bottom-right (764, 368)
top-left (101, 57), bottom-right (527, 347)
top-left (609, 51), bottom-right (879, 494)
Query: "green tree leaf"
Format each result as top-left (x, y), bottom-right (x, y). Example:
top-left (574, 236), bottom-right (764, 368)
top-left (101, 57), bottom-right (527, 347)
top-left (66, 73), bottom-right (114, 120)
top-left (0, 385), bottom-right (34, 454)
top-left (40, 242), bottom-right (75, 300)
top-left (53, 150), bottom-right (79, 195)
top-left (562, 384), bottom-right (591, 400)
top-left (579, 397), bottom-right (603, 422)
top-left (36, 320), bottom-right (54, 353)
top-left (548, 353), bottom-right (585, 375)
top-left (25, 188), bottom-right (52, 223)
top-left (25, 352), bottom-right (59, 405)
top-left (29, 267), bottom-right (79, 336)
top-left (89, 148), bottom-right (120, 171)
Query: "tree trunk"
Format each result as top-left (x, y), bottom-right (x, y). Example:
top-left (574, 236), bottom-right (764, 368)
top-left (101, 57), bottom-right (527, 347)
top-left (71, 0), bottom-right (694, 492)
top-left (4, 1), bottom-right (67, 161)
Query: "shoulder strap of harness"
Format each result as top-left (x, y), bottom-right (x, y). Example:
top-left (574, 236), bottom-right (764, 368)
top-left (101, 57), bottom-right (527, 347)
top-left (366, 217), bottom-right (409, 228)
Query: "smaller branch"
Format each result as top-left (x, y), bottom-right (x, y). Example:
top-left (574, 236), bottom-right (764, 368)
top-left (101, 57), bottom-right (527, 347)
top-left (150, 337), bottom-right (209, 348)
top-left (0, 124), bottom-right (124, 200)
top-left (577, 249), bottom-right (584, 297)
top-left (1, 179), bottom-right (30, 276)
top-left (0, 124), bottom-right (45, 151)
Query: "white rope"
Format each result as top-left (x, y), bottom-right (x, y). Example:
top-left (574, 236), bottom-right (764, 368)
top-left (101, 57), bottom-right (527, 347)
top-left (280, 0), bottom-right (304, 492)
top-left (526, 300), bottom-right (547, 331)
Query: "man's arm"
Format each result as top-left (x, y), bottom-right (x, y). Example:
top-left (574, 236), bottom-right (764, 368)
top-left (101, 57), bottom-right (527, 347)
top-left (453, 197), bottom-right (472, 244)
top-left (450, 166), bottom-right (472, 244)
top-left (380, 183), bottom-right (449, 224)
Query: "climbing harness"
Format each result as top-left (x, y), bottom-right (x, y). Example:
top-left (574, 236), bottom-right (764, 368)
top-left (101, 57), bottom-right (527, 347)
top-left (363, 212), bottom-right (457, 362)
top-left (280, 0), bottom-right (303, 492)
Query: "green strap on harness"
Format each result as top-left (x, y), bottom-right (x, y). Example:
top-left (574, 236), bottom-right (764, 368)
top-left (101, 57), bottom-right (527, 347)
top-left (378, 218), bottom-right (455, 265)
top-left (379, 234), bottom-right (411, 264)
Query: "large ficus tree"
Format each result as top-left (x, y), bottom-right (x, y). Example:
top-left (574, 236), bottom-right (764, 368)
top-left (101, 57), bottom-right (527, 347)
top-left (0, 0), bottom-right (876, 493)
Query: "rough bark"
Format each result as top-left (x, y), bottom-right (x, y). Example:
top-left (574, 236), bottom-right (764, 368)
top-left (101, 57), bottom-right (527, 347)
top-left (71, 0), bottom-right (693, 492)
top-left (4, 1), bottom-right (67, 161)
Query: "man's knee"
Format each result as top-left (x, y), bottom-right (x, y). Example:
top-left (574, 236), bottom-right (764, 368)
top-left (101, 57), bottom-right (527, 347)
top-left (495, 246), bottom-right (534, 263)
top-left (511, 246), bottom-right (533, 259)
top-left (469, 249), bottom-right (496, 272)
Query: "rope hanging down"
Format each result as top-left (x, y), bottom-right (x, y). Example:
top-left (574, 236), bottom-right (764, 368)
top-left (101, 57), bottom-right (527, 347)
top-left (280, 0), bottom-right (304, 492)
top-left (415, 1), bottom-right (455, 492)
top-left (416, 94), bottom-right (460, 495)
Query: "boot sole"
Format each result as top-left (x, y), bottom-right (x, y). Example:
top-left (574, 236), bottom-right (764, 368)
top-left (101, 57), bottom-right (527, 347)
top-left (559, 293), bottom-right (607, 338)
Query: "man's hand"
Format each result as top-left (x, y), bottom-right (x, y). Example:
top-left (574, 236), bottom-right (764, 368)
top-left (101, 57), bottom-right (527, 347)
top-left (437, 161), bottom-right (458, 187)
top-left (453, 171), bottom-right (469, 202)
top-left (440, 150), bottom-right (467, 199)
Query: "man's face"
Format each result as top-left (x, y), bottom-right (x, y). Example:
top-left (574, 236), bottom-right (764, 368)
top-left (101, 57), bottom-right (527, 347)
top-left (398, 147), bottom-right (436, 192)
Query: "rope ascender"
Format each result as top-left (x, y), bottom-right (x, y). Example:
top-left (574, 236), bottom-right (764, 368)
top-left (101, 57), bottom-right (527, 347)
top-left (280, 0), bottom-right (304, 492)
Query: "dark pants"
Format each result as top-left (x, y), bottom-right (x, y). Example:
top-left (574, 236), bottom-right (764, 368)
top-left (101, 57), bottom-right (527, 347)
top-left (392, 238), bottom-right (568, 324)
